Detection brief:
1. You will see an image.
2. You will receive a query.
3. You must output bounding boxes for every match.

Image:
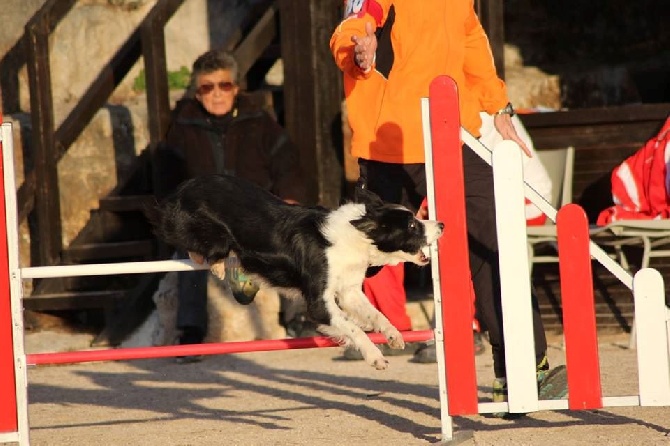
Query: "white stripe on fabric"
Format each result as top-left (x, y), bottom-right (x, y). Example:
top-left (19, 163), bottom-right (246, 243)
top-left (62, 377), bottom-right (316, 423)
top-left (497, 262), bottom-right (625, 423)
top-left (615, 163), bottom-right (641, 210)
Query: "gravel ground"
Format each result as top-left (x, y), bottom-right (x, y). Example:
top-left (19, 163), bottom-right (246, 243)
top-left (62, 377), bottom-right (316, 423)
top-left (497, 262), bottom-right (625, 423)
top-left (12, 332), bottom-right (670, 445)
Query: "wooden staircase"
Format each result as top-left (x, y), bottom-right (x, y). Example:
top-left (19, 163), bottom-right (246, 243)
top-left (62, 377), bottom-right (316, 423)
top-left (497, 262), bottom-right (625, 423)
top-left (16, 0), bottom-right (295, 346)
top-left (25, 149), bottom-right (160, 345)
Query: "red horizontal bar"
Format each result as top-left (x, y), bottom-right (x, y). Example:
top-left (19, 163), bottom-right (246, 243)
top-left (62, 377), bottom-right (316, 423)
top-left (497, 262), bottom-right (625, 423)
top-left (26, 330), bottom-right (434, 366)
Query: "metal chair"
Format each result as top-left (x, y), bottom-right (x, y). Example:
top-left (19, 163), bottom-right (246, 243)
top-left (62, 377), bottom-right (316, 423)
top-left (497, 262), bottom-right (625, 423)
top-left (590, 219), bottom-right (670, 348)
top-left (526, 147), bottom-right (575, 273)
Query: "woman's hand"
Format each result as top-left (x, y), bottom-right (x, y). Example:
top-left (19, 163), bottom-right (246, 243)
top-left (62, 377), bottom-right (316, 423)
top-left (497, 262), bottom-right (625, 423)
top-left (493, 113), bottom-right (532, 158)
top-left (351, 22), bottom-right (377, 72)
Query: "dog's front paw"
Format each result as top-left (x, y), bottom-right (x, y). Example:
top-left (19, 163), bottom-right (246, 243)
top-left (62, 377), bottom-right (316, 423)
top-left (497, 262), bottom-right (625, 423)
top-left (371, 357), bottom-right (389, 370)
top-left (385, 327), bottom-right (405, 350)
top-left (361, 346), bottom-right (389, 370)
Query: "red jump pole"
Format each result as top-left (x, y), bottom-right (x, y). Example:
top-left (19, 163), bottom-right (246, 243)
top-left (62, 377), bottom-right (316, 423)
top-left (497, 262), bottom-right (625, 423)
top-left (557, 204), bottom-right (603, 410)
top-left (428, 76), bottom-right (478, 415)
top-left (26, 330), bottom-right (434, 366)
top-left (0, 117), bottom-right (19, 436)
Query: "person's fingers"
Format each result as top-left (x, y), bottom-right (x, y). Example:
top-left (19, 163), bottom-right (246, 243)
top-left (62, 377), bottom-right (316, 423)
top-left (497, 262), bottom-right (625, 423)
top-left (416, 206), bottom-right (429, 220)
top-left (515, 138), bottom-right (532, 158)
top-left (351, 23), bottom-right (377, 70)
top-left (493, 114), bottom-right (532, 158)
top-left (365, 21), bottom-right (374, 36)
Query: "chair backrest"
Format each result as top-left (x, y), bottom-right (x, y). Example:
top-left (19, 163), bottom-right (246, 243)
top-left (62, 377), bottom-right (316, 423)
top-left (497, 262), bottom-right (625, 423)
top-left (536, 146), bottom-right (575, 210)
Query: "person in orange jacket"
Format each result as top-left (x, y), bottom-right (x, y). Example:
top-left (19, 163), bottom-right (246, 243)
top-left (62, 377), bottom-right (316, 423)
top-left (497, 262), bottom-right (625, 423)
top-left (330, 0), bottom-right (566, 409)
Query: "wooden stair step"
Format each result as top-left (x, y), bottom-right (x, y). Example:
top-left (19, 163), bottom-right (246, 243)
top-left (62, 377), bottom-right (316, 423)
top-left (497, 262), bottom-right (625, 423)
top-left (23, 290), bottom-right (127, 311)
top-left (98, 195), bottom-right (154, 212)
top-left (63, 240), bottom-right (155, 262)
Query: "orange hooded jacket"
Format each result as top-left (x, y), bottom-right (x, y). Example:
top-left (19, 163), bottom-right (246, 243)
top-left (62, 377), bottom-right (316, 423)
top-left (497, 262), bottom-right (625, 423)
top-left (330, 0), bottom-right (510, 164)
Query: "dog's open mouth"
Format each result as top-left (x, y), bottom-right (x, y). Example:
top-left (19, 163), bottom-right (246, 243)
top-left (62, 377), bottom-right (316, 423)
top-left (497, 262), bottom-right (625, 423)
top-left (418, 246), bottom-right (431, 264)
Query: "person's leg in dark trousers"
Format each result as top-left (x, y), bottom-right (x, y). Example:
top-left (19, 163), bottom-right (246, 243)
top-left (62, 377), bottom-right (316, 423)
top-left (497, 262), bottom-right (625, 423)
top-left (175, 249), bottom-right (209, 355)
top-left (176, 269), bottom-right (209, 343)
top-left (174, 264), bottom-right (208, 363)
top-left (461, 144), bottom-right (547, 378)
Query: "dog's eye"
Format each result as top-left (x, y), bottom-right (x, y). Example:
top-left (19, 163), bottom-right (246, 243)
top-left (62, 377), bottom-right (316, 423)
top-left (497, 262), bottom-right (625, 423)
top-left (409, 221), bottom-right (416, 230)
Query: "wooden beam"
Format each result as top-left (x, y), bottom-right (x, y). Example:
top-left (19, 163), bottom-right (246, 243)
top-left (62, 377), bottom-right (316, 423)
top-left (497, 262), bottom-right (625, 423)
top-left (520, 103), bottom-right (670, 149)
top-left (278, 0), bottom-right (343, 208)
top-left (233, 5), bottom-right (278, 80)
top-left (25, 17), bottom-right (62, 266)
top-left (520, 103), bottom-right (670, 128)
top-left (141, 22), bottom-right (171, 149)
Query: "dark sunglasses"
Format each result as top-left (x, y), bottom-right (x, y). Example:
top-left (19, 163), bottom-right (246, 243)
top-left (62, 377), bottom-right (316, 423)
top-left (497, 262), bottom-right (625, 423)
top-left (196, 81), bottom-right (236, 95)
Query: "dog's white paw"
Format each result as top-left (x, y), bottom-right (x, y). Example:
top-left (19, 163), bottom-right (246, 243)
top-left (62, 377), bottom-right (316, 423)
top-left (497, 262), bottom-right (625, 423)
top-left (362, 346), bottom-right (389, 370)
top-left (210, 261), bottom-right (226, 280)
top-left (371, 357), bottom-right (389, 370)
top-left (385, 327), bottom-right (405, 350)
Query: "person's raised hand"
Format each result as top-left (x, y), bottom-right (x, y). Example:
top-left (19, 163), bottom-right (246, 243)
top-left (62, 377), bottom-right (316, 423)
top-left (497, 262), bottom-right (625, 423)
top-left (493, 113), bottom-right (532, 158)
top-left (351, 21), bottom-right (377, 72)
top-left (416, 200), bottom-right (429, 220)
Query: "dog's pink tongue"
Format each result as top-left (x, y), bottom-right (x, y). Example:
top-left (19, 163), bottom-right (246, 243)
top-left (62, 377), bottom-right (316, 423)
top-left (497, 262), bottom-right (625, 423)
top-left (421, 246), bottom-right (431, 260)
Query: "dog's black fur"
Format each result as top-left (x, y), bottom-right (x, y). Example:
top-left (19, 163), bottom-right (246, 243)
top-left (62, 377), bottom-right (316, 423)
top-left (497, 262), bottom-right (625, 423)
top-left (148, 173), bottom-right (443, 369)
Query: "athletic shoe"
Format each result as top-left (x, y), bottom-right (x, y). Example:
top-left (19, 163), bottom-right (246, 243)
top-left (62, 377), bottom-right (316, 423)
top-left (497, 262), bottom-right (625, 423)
top-left (411, 332), bottom-right (486, 364)
top-left (285, 315), bottom-right (320, 338)
top-left (411, 340), bottom-right (437, 363)
top-left (491, 377), bottom-right (509, 418)
top-left (175, 326), bottom-right (205, 364)
top-left (538, 365), bottom-right (568, 400)
top-left (225, 263), bottom-right (259, 305)
top-left (341, 342), bottom-right (418, 360)
top-left (490, 355), bottom-right (566, 418)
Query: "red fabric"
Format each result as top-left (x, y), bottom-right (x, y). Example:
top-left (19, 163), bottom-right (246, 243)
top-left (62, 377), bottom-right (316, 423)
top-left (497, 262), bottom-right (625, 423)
top-left (525, 198), bottom-right (548, 226)
top-left (344, 0), bottom-right (384, 26)
top-left (597, 117), bottom-right (670, 225)
top-left (362, 264), bottom-right (412, 331)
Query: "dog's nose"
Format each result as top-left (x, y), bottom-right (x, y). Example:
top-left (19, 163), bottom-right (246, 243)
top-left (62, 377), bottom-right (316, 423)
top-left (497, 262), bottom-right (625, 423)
top-left (438, 222), bottom-right (445, 231)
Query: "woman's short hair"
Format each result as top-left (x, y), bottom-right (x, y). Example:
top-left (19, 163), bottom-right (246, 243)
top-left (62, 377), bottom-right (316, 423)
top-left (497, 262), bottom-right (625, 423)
top-left (189, 49), bottom-right (239, 89)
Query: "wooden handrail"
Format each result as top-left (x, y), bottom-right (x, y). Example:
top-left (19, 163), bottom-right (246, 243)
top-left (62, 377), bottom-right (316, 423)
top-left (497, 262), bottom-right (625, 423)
top-left (233, 3), bottom-right (278, 81)
top-left (23, 0), bottom-right (185, 266)
top-left (25, 0), bottom-right (77, 35)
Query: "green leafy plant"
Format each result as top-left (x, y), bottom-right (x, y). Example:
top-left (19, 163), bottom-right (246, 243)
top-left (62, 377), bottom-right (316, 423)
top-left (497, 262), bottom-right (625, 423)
top-left (133, 66), bottom-right (191, 92)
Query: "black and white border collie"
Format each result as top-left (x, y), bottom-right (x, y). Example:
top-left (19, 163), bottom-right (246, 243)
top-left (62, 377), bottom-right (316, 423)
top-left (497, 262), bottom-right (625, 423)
top-left (149, 174), bottom-right (444, 369)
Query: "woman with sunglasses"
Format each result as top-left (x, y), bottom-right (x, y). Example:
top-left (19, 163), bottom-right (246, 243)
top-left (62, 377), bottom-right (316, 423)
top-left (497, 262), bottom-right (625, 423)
top-left (153, 49), bottom-right (307, 359)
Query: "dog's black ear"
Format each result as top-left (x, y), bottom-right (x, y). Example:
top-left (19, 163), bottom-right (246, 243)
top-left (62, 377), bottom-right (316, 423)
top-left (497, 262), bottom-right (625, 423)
top-left (351, 215), bottom-right (379, 235)
top-left (354, 185), bottom-right (385, 208)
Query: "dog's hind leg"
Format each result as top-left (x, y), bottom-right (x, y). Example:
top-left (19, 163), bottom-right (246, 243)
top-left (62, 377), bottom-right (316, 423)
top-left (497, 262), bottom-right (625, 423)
top-left (188, 252), bottom-right (205, 265)
top-left (210, 260), bottom-right (227, 280)
top-left (337, 288), bottom-right (405, 351)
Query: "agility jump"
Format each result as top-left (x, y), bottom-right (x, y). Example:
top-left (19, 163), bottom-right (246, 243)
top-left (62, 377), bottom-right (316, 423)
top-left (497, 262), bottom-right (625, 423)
top-left (1, 75), bottom-right (669, 444)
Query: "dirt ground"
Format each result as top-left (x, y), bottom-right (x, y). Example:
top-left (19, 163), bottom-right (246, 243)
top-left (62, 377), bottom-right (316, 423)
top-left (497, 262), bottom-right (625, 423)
top-left (11, 331), bottom-right (670, 445)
